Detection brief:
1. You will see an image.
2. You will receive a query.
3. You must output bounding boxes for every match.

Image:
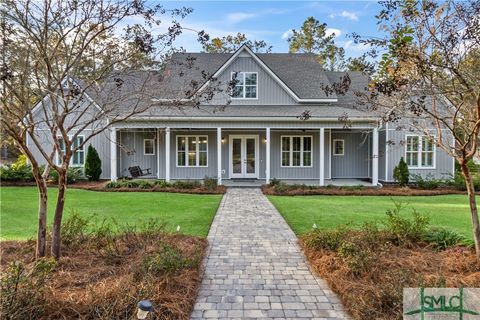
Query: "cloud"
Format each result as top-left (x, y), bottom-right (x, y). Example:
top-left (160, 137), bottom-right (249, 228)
top-left (226, 12), bottom-right (257, 24)
top-left (341, 40), bottom-right (371, 52)
top-left (329, 11), bottom-right (359, 21)
top-left (281, 29), bottom-right (293, 40)
top-left (325, 28), bottom-right (342, 37)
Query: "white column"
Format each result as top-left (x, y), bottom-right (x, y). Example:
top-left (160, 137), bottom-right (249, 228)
top-left (156, 128), bottom-right (160, 179)
top-left (217, 128), bottom-right (222, 185)
top-left (319, 128), bottom-right (325, 186)
top-left (165, 127), bottom-right (171, 182)
top-left (372, 127), bottom-right (379, 186)
top-left (266, 128), bottom-right (271, 184)
top-left (110, 127), bottom-right (117, 181)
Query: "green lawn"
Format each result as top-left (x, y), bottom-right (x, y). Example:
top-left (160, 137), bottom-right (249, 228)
top-left (0, 187), bottom-right (222, 240)
top-left (268, 195), bottom-right (474, 239)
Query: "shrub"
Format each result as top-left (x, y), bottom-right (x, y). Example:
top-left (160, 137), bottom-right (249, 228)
top-left (49, 167), bottom-right (83, 184)
top-left (105, 181), bottom-right (120, 188)
top-left (393, 157), bottom-right (409, 186)
top-left (137, 180), bottom-right (153, 189)
top-left (384, 202), bottom-right (429, 245)
top-left (412, 174), bottom-right (444, 189)
top-left (153, 180), bottom-right (170, 188)
top-left (337, 241), bottom-right (372, 275)
top-left (142, 243), bottom-right (200, 275)
top-left (269, 178), bottom-right (281, 186)
top-left (62, 211), bottom-right (90, 247)
top-left (84, 145), bottom-right (102, 181)
top-left (303, 227), bottom-right (348, 251)
top-left (203, 176), bottom-right (218, 190)
top-left (273, 182), bottom-right (291, 193)
top-left (423, 228), bottom-right (467, 250)
top-left (172, 180), bottom-right (201, 189)
top-left (0, 155), bottom-right (34, 182)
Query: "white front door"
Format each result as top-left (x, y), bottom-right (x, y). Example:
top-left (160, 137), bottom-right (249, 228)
top-left (230, 135), bottom-right (259, 179)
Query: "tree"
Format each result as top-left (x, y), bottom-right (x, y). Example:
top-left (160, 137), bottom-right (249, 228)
top-left (1, 0), bottom-right (227, 259)
top-left (345, 56), bottom-right (376, 74)
top-left (393, 157), bottom-right (409, 187)
top-left (202, 32), bottom-right (272, 53)
top-left (287, 17), bottom-right (345, 71)
top-left (357, 0), bottom-right (480, 256)
top-left (84, 145), bottom-right (102, 181)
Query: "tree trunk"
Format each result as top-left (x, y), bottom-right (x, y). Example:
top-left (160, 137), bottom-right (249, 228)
top-left (460, 161), bottom-right (480, 258)
top-left (35, 179), bottom-right (48, 258)
top-left (51, 170), bottom-right (67, 260)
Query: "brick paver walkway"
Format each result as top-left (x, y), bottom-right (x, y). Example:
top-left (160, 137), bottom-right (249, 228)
top-left (191, 188), bottom-right (347, 319)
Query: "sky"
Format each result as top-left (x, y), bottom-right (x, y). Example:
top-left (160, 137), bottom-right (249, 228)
top-left (160, 1), bottom-right (384, 58)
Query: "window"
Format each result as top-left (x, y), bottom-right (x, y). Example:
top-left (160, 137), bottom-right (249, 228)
top-left (177, 136), bottom-right (208, 167)
top-left (144, 139), bottom-right (155, 155)
top-left (231, 72), bottom-right (257, 99)
top-left (57, 135), bottom-right (85, 166)
top-left (406, 135), bottom-right (435, 168)
top-left (281, 136), bottom-right (312, 167)
top-left (333, 139), bottom-right (344, 156)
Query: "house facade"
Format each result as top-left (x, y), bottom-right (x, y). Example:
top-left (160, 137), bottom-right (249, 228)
top-left (27, 45), bottom-right (455, 186)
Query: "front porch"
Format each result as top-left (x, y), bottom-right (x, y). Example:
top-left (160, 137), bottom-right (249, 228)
top-left (109, 124), bottom-right (380, 187)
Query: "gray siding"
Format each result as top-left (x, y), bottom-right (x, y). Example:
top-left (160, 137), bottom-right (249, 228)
top-left (208, 56), bottom-right (297, 105)
top-left (331, 131), bottom-right (371, 179)
top-left (386, 129), bottom-right (455, 181)
top-left (117, 129), bottom-right (158, 178)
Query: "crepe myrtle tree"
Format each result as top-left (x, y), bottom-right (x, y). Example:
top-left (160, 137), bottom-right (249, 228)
top-left (0, 0), bottom-right (233, 259)
top-left (348, 0), bottom-right (480, 256)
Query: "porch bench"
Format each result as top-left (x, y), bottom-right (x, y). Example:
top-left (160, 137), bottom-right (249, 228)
top-left (128, 166), bottom-right (151, 179)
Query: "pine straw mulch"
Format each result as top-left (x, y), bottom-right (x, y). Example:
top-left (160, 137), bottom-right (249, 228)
top-left (301, 239), bottom-right (480, 320)
top-left (262, 185), bottom-right (468, 196)
top-left (0, 233), bottom-right (207, 319)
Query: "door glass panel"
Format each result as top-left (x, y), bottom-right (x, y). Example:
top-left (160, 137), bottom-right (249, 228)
top-left (232, 138), bottom-right (242, 174)
top-left (246, 138), bottom-right (255, 174)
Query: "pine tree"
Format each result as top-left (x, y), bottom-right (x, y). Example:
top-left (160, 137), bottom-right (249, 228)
top-left (84, 145), bottom-right (102, 181)
top-left (393, 157), bottom-right (409, 187)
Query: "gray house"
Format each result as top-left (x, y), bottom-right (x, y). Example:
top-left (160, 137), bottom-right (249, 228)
top-left (27, 44), bottom-right (455, 186)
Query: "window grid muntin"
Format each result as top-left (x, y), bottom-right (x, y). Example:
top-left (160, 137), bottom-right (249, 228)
top-left (231, 72), bottom-right (258, 99)
top-left (177, 135), bottom-right (208, 167)
top-left (281, 136), bottom-right (312, 167)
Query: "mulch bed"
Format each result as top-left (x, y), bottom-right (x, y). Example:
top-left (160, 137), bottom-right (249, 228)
top-left (2, 180), bottom-right (227, 194)
top-left (262, 185), bottom-right (468, 196)
top-left (301, 239), bottom-right (480, 320)
top-left (0, 234), bottom-right (207, 319)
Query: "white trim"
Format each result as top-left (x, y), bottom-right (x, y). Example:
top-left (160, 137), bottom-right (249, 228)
top-left (280, 135), bottom-right (314, 168)
top-left (156, 129), bottom-right (161, 179)
top-left (332, 139), bottom-right (345, 156)
top-left (230, 72), bottom-right (259, 100)
top-left (143, 138), bottom-right (155, 156)
top-left (110, 128), bottom-right (117, 181)
top-left (266, 128), bottom-right (271, 184)
top-left (56, 134), bottom-right (85, 167)
top-left (165, 127), bottom-right (170, 182)
top-left (405, 134), bottom-right (436, 169)
top-left (228, 135), bottom-right (259, 179)
top-left (372, 127), bottom-right (379, 186)
top-left (385, 122), bottom-right (389, 181)
top-left (194, 44), bottom-right (337, 103)
top-left (125, 116), bottom-right (379, 123)
top-left (320, 128), bottom-right (325, 186)
top-left (175, 135), bottom-right (209, 167)
top-left (328, 129), bottom-right (332, 179)
top-left (217, 128), bottom-right (222, 185)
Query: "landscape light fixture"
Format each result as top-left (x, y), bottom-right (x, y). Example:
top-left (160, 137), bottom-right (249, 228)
top-left (137, 300), bottom-right (153, 320)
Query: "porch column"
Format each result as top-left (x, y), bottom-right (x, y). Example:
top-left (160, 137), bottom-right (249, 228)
top-left (266, 128), bottom-right (271, 184)
top-left (156, 128), bottom-right (160, 179)
top-left (372, 127), bottom-right (379, 186)
top-left (319, 128), bottom-right (325, 186)
top-left (110, 127), bottom-right (117, 182)
top-left (165, 127), bottom-right (170, 182)
top-left (217, 128), bottom-right (222, 185)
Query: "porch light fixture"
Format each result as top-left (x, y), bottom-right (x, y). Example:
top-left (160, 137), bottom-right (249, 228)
top-left (263, 138), bottom-right (267, 143)
top-left (221, 137), bottom-right (226, 143)
top-left (137, 300), bottom-right (153, 319)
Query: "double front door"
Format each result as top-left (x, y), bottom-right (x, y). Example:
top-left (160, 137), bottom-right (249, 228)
top-left (230, 135), bottom-right (259, 179)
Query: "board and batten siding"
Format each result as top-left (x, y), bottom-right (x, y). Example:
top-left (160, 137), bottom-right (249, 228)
top-left (385, 129), bottom-right (455, 181)
top-left (207, 56), bottom-right (297, 106)
top-left (331, 131), bottom-right (371, 179)
top-left (117, 130), bottom-right (158, 178)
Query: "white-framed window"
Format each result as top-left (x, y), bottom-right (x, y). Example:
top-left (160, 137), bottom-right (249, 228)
top-left (177, 136), bottom-right (208, 167)
top-left (406, 135), bottom-right (435, 168)
top-left (57, 135), bottom-right (85, 166)
top-left (231, 72), bottom-right (258, 99)
top-left (144, 139), bottom-right (155, 155)
top-left (333, 139), bottom-right (345, 156)
top-left (281, 136), bottom-right (312, 167)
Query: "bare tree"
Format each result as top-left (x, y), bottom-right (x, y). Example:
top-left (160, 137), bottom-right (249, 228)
top-left (0, 0), bottom-right (228, 259)
top-left (354, 0), bottom-right (480, 256)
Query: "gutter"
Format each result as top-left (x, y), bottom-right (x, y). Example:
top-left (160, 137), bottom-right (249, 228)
top-left (121, 116), bottom-right (379, 122)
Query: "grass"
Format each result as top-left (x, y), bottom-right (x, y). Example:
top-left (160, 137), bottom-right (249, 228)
top-left (0, 186), bottom-right (222, 240)
top-left (268, 194), bottom-right (474, 239)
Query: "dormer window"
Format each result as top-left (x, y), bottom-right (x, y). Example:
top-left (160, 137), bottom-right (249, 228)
top-left (231, 72), bottom-right (257, 99)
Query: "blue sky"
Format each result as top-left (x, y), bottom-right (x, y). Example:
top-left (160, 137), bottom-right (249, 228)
top-left (163, 1), bottom-right (383, 58)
